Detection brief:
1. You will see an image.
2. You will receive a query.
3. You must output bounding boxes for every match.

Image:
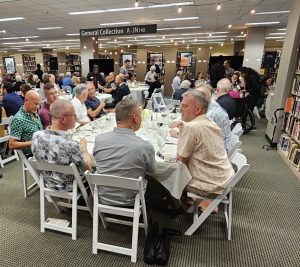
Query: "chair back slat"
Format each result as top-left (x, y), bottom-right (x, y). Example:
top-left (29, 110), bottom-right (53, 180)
top-left (0, 116), bottom-right (13, 126)
top-left (86, 172), bottom-right (142, 191)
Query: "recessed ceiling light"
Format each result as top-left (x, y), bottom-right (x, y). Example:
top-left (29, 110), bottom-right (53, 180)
top-left (255, 11), bottom-right (289, 15)
top-left (0, 17), bottom-right (25, 22)
top-left (250, 9), bottom-right (255, 14)
top-left (100, 22), bottom-right (131, 26)
top-left (148, 2), bottom-right (193, 8)
top-left (135, 0), bottom-right (138, 7)
top-left (163, 16), bottom-right (199, 21)
top-left (228, 24), bottom-right (232, 29)
top-left (178, 6), bottom-right (182, 13)
top-left (217, 3), bottom-right (221, 11)
top-left (245, 21), bottom-right (279, 26)
top-left (37, 27), bottom-right (63, 30)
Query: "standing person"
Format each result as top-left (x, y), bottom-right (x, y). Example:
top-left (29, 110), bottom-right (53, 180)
top-left (34, 63), bottom-right (43, 81)
top-left (210, 56), bottom-right (225, 88)
top-left (173, 90), bottom-right (234, 212)
top-left (38, 83), bottom-right (58, 129)
top-left (120, 59), bottom-right (131, 80)
top-left (87, 64), bottom-right (105, 89)
top-left (172, 71), bottom-right (182, 91)
top-left (224, 60), bottom-right (235, 78)
top-left (9, 90), bottom-right (42, 157)
top-left (144, 66), bottom-right (156, 86)
top-left (93, 99), bottom-right (156, 206)
top-left (150, 58), bottom-right (160, 74)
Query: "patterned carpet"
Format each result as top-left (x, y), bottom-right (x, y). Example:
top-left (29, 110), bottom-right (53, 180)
top-left (0, 118), bottom-right (300, 267)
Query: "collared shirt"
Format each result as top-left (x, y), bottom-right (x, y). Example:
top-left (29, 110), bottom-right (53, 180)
top-left (32, 129), bottom-right (87, 191)
top-left (93, 127), bottom-right (156, 206)
top-left (120, 65), bottom-right (128, 76)
top-left (172, 76), bottom-right (181, 91)
top-left (207, 101), bottom-right (233, 153)
top-left (177, 114), bottom-right (234, 194)
top-left (38, 102), bottom-right (51, 129)
top-left (71, 97), bottom-right (91, 123)
top-left (85, 97), bottom-right (103, 119)
top-left (3, 92), bottom-right (23, 116)
top-left (10, 106), bottom-right (43, 155)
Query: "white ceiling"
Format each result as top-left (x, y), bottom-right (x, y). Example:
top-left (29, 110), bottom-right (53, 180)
top-left (0, 0), bottom-right (292, 52)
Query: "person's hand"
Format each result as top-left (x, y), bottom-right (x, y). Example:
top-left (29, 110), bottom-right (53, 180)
top-left (99, 101), bottom-right (105, 109)
top-left (102, 108), bottom-right (109, 114)
top-left (171, 121), bottom-right (183, 129)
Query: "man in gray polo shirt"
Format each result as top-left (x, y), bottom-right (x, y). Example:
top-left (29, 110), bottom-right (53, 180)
top-left (93, 99), bottom-right (156, 206)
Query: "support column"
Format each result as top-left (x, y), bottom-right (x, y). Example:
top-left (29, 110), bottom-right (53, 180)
top-left (80, 37), bottom-right (98, 76)
top-left (242, 27), bottom-right (267, 72)
top-left (266, 0), bottom-right (300, 144)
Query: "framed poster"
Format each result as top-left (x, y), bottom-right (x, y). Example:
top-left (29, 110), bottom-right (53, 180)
top-left (150, 53), bottom-right (163, 68)
top-left (180, 52), bottom-right (193, 67)
top-left (122, 54), bottom-right (133, 68)
top-left (5, 57), bottom-right (15, 74)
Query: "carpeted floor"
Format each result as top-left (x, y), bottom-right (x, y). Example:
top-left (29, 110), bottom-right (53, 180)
top-left (0, 118), bottom-right (300, 267)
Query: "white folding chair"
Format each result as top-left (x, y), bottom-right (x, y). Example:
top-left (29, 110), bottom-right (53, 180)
top-left (28, 158), bottom-right (92, 240)
top-left (151, 92), bottom-right (167, 113)
top-left (232, 123), bottom-right (243, 138)
top-left (227, 134), bottom-right (242, 158)
top-left (171, 84), bottom-right (175, 97)
top-left (185, 152), bottom-right (250, 239)
top-left (85, 172), bottom-right (148, 263)
top-left (0, 117), bottom-right (19, 168)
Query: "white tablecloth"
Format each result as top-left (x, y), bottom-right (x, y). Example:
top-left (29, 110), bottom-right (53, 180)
top-left (129, 85), bottom-right (149, 105)
top-left (76, 112), bottom-right (191, 199)
top-left (59, 93), bottom-right (112, 102)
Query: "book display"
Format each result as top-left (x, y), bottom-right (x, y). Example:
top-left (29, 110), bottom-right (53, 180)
top-left (278, 46), bottom-right (300, 178)
top-left (261, 50), bottom-right (281, 81)
top-left (22, 54), bottom-right (36, 75)
top-left (66, 54), bottom-right (81, 76)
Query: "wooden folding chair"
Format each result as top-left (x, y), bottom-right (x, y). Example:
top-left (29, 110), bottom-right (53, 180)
top-left (185, 152), bottom-right (250, 240)
top-left (85, 172), bottom-right (148, 263)
top-left (0, 117), bottom-right (19, 168)
top-left (29, 158), bottom-right (92, 240)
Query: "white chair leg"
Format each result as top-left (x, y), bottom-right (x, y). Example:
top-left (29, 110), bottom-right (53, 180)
top-left (72, 182), bottom-right (77, 240)
top-left (228, 193), bottom-right (233, 241)
top-left (253, 106), bottom-right (260, 118)
top-left (23, 164), bottom-right (28, 198)
top-left (0, 156), bottom-right (4, 168)
top-left (40, 178), bottom-right (45, 233)
top-left (93, 187), bottom-right (99, 254)
top-left (131, 195), bottom-right (140, 263)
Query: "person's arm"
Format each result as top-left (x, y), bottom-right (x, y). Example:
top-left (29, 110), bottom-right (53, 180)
top-left (102, 87), bottom-right (113, 93)
top-left (9, 117), bottom-right (32, 150)
top-left (9, 138), bottom-right (32, 150)
top-left (87, 102), bottom-right (105, 119)
top-left (79, 138), bottom-right (92, 171)
top-left (105, 87), bottom-right (125, 109)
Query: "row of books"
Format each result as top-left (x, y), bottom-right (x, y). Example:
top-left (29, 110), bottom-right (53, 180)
top-left (279, 134), bottom-right (300, 169)
top-left (284, 95), bottom-right (300, 117)
top-left (291, 75), bottom-right (300, 95)
top-left (283, 113), bottom-right (300, 142)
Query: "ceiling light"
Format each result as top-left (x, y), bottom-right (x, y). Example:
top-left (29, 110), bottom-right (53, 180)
top-left (66, 46), bottom-right (69, 49)
top-left (209, 33), bottom-right (212, 37)
top-left (115, 51), bottom-right (117, 55)
top-left (84, 46), bottom-right (87, 49)
top-left (269, 32), bottom-right (286, 35)
top-left (266, 36), bottom-right (284, 39)
top-left (128, 44), bottom-right (130, 48)
top-left (105, 49), bottom-right (107, 52)
top-left (114, 38), bottom-right (117, 42)
top-left (162, 36), bottom-right (165, 39)
top-left (121, 49), bottom-right (124, 52)
top-left (148, 2), bottom-right (193, 8)
top-left (217, 3), bottom-right (221, 11)
top-left (182, 40), bottom-right (185, 43)
top-left (221, 43), bottom-right (224, 46)
top-left (255, 11), bottom-right (289, 15)
top-left (109, 52), bottom-right (112, 55)
top-left (26, 38), bottom-right (29, 42)
top-left (135, 0), bottom-right (138, 7)
top-left (100, 22), bottom-right (131, 26)
top-left (107, 7), bottom-right (145, 12)
top-left (251, 9), bottom-right (255, 14)
top-left (163, 16), bottom-right (198, 21)
top-left (37, 27), bottom-right (62, 30)
top-left (230, 38), bottom-right (234, 41)
top-left (66, 33), bottom-right (80, 36)
top-left (277, 28), bottom-right (287, 31)
top-left (0, 30), bottom-right (6, 33)
top-left (235, 35), bottom-right (246, 38)
top-left (228, 24), bottom-right (232, 29)
top-left (187, 45), bottom-right (189, 49)
top-left (0, 17), bottom-right (25, 22)
top-left (178, 6), bottom-right (182, 13)
top-left (209, 46), bottom-right (212, 50)
top-left (175, 42), bottom-right (178, 45)
top-left (245, 22), bottom-right (279, 26)
top-left (69, 10), bottom-right (106, 15)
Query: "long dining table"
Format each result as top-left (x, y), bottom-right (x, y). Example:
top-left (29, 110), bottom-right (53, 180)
top-left (72, 110), bottom-right (192, 199)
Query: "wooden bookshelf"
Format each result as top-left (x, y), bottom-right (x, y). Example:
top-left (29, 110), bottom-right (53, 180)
top-left (22, 54), bottom-right (36, 75)
top-left (278, 148), bottom-right (300, 181)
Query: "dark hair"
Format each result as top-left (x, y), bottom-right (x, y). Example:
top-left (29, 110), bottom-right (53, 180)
top-left (93, 64), bottom-right (99, 69)
top-left (239, 67), bottom-right (248, 74)
top-left (125, 59), bottom-right (131, 63)
top-left (20, 84), bottom-right (31, 95)
top-left (128, 72), bottom-right (133, 79)
top-left (44, 83), bottom-right (54, 91)
top-left (37, 64), bottom-right (41, 69)
top-left (43, 74), bottom-right (51, 84)
top-left (3, 82), bottom-right (14, 93)
top-left (263, 76), bottom-right (273, 85)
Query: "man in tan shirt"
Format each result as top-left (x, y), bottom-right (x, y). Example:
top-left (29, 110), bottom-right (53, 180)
top-left (174, 90), bottom-right (234, 212)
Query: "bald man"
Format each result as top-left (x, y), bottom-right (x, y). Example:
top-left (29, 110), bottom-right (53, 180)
top-left (9, 90), bottom-right (43, 157)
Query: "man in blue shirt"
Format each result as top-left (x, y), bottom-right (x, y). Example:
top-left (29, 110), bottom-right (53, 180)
top-left (2, 82), bottom-right (23, 116)
top-left (85, 82), bottom-right (105, 120)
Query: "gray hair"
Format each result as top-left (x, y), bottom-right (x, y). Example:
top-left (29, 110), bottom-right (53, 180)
top-left (176, 71), bottom-right (182, 76)
top-left (15, 75), bottom-right (22, 82)
top-left (66, 72), bottom-right (72, 77)
top-left (85, 81), bottom-right (94, 88)
top-left (115, 99), bottom-right (139, 123)
top-left (50, 99), bottom-right (73, 118)
top-left (217, 78), bottom-right (232, 93)
top-left (75, 84), bottom-right (87, 96)
top-left (182, 90), bottom-right (209, 113)
top-left (195, 83), bottom-right (213, 101)
top-left (58, 73), bottom-right (65, 79)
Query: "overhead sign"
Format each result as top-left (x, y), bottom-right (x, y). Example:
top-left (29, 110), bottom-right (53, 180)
top-left (80, 24), bottom-right (157, 37)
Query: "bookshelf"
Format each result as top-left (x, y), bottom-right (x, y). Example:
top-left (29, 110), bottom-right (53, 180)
top-left (22, 54), bottom-right (36, 75)
top-left (66, 54), bottom-right (81, 76)
top-left (261, 50), bottom-right (281, 81)
top-left (278, 46), bottom-right (300, 179)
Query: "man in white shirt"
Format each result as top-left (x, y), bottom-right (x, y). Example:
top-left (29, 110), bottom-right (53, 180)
top-left (172, 71), bottom-right (182, 91)
top-left (71, 84), bottom-right (91, 125)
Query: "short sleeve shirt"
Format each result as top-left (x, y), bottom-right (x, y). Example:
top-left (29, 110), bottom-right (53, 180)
top-left (85, 97), bottom-right (103, 119)
top-left (71, 97), bottom-right (91, 123)
top-left (38, 103), bottom-right (51, 129)
top-left (32, 129), bottom-right (87, 191)
top-left (10, 107), bottom-right (43, 155)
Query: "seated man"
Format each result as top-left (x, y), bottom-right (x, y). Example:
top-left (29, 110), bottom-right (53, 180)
top-left (32, 99), bottom-right (92, 191)
top-left (85, 82), bottom-right (105, 120)
top-left (101, 72), bottom-right (116, 94)
top-left (2, 82), bottom-right (23, 116)
top-left (174, 90), bottom-right (234, 211)
top-left (9, 90), bottom-right (43, 157)
top-left (216, 78), bottom-right (236, 120)
top-left (93, 99), bottom-right (156, 206)
top-left (104, 74), bottom-right (130, 109)
top-left (196, 84), bottom-right (233, 153)
top-left (71, 84), bottom-right (91, 125)
top-left (173, 80), bottom-right (191, 101)
top-left (38, 83), bottom-right (58, 129)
